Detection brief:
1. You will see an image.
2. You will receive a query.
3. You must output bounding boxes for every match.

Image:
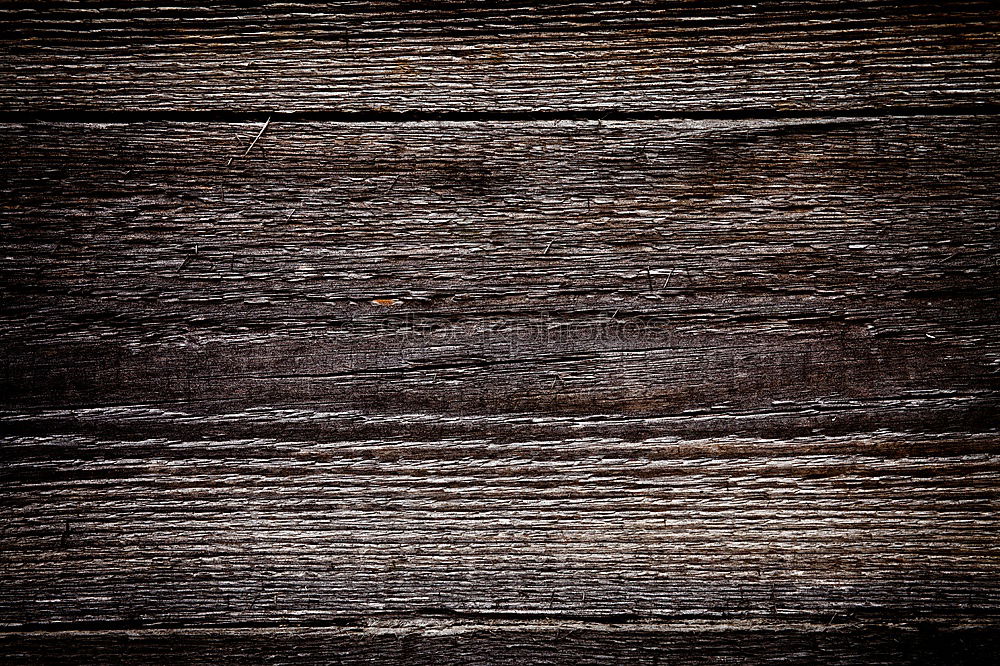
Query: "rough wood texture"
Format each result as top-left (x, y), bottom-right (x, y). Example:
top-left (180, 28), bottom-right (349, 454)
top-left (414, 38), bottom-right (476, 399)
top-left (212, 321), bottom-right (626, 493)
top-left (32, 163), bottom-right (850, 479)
top-left (3, 427), bottom-right (999, 622)
top-left (1, 621), bottom-right (998, 665)
top-left (1, 1), bottom-right (999, 112)
top-left (1, 117), bottom-right (997, 414)
top-left (1, 115), bottom-right (998, 660)
top-left (2, 2), bottom-right (999, 663)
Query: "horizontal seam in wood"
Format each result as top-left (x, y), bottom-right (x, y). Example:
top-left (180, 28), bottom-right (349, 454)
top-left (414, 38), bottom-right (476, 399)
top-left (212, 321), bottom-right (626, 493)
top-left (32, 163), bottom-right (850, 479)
top-left (2, 103), bottom-right (1000, 124)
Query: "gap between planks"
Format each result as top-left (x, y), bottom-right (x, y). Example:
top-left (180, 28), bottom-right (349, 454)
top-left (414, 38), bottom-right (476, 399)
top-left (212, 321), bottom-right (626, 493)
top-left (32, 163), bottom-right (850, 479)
top-left (2, 103), bottom-right (1000, 125)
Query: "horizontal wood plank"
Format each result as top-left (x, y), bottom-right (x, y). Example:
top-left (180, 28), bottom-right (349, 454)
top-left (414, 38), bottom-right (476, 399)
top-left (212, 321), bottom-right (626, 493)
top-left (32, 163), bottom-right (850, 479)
top-left (1, 620), bottom-right (998, 665)
top-left (1, 1), bottom-right (998, 112)
top-left (0, 117), bottom-right (996, 416)
top-left (1, 430), bottom-right (999, 623)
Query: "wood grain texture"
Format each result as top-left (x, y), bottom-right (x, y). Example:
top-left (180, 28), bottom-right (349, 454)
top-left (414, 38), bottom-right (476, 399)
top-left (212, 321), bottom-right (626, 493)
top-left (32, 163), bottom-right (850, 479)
top-left (2, 3), bottom-right (1000, 660)
top-left (1, 0), bottom-right (999, 112)
top-left (1, 620), bottom-right (998, 665)
top-left (2, 427), bottom-right (999, 624)
top-left (0, 116), bottom-right (998, 659)
top-left (0, 117), bottom-right (997, 415)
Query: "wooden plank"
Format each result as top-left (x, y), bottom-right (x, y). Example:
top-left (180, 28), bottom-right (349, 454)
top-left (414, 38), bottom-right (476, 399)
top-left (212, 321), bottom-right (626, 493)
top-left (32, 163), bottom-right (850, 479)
top-left (1, 1), bottom-right (998, 112)
top-left (1, 620), bottom-right (998, 665)
top-left (3, 3), bottom-right (999, 663)
top-left (0, 117), bottom-right (996, 416)
top-left (0, 117), bottom-right (997, 631)
top-left (1, 429), bottom-right (999, 624)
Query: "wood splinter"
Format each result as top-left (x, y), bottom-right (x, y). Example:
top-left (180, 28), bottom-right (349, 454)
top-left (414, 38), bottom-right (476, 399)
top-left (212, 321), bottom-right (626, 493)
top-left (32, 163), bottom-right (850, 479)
top-left (228, 116), bottom-right (271, 166)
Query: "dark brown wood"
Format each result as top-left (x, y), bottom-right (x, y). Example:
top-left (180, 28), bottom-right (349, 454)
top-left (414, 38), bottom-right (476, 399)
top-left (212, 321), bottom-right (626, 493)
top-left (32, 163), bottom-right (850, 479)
top-left (1, 620), bottom-right (997, 665)
top-left (0, 117), bottom-right (997, 414)
top-left (2, 428), bottom-right (999, 623)
top-left (1, 2), bottom-right (999, 663)
top-left (0, 1), bottom-right (998, 112)
top-left (1, 115), bottom-right (998, 660)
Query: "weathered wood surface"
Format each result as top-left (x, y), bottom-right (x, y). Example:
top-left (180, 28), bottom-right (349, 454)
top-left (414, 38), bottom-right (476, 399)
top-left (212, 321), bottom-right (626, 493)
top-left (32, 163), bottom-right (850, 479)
top-left (3, 426), bottom-right (999, 622)
top-left (2, 2), bottom-right (1000, 663)
top-left (1, 620), bottom-right (997, 665)
top-left (1, 115), bottom-right (998, 660)
top-left (1, 117), bottom-right (997, 413)
top-left (1, 1), bottom-right (999, 113)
